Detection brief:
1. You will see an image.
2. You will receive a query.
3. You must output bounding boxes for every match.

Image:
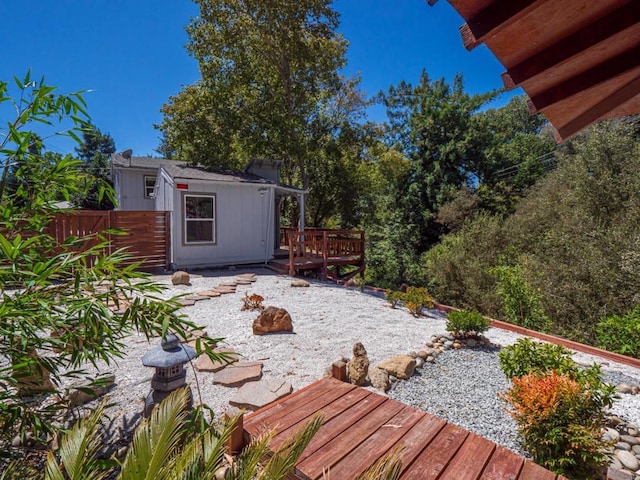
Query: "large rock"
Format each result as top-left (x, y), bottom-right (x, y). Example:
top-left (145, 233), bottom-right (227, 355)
top-left (369, 367), bottom-right (391, 392)
top-left (253, 307), bottom-right (293, 335)
top-left (347, 342), bottom-right (369, 386)
top-left (171, 271), bottom-right (190, 285)
top-left (377, 355), bottom-right (416, 380)
top-left (194, 348), bottom-right (240, 372)
top-left (616, 450), bottom-right (640, 471)
top-left (67, 375), bottom-right (116, 407)
top-left (229, 379), bottom-right (293, 410)
top-left (291, 279), bottom-right (310, 288)
top-left (213, 362), bottom-right (263, 387)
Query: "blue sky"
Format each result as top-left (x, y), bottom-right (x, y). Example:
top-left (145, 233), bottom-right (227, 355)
top-left (1, 1), bottom-right (513, 157)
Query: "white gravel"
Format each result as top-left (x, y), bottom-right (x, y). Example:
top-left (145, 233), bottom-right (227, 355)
top-left (79, 268), bottom-right (640, 452)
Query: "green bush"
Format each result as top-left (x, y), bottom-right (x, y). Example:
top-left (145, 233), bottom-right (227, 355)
top-left (385, 287), bottom-right (433, 316)
top-left (490, 263), bottom-right (551, 332)
top-left (503, 370), bottom-right (615, 478)
top-left (446, 310), bottom-right (490, 337)
top-left (498, 338), bottom-right (578, 379)
top-left (596, 308), bottom-right (640, 358)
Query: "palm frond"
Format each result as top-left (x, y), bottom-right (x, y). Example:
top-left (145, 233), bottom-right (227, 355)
top-left (232, 430), bottom-right (273, 480)
top-left (44, 398), bottom-right (108, 480)
top-left (1, 460), bottom-right (40, 480)
top-left (119, 388), bottom-right (191, 480)
top-left (355, 446), bottom-right (403, 480)
top-left (260, 413), bottom-right (324, 480)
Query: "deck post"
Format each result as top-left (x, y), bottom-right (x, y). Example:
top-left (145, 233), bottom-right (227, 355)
top-left (288, 231), bottom-right (295, 277)
top-left (322, 231), bottom-right (328, 280)
top-left (226, 411), bottom-right (245, 454)
top-left (331, 361), bottom-right (348, 382)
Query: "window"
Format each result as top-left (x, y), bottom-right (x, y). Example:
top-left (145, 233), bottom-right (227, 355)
top-left (144, 176), bottom-right (157, 199)
top-left (184, 194), bottom-right (216, 244)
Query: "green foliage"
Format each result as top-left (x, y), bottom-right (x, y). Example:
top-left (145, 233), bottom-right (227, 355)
top-left (503, 371), bottom-right (614, 479)
top-left (445, 310), bottom-right (490, 337)
top-left (490, 263), bottom-right (550, 332)
top-left (596, 308), bottom-right (640, 358)
top-left (385, 287), bottom-right (433, 316)
top-left (422, 212), bottom-right (504, 314)
top-left (498, 338), bottom-right (579, 379)
top-left (0, 74), bottom-right (221, 460)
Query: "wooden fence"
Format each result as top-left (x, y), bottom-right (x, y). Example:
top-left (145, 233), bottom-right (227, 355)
top-left (48, 210), bottom-right (170, 271)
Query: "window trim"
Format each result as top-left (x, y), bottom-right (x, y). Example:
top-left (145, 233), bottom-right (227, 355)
top-left (182, 192), bottom-right (216, 245)
top-left (143, 175), bottom-right (157, 199)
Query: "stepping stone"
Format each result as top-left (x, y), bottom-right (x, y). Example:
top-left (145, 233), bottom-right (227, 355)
top-left (198, 290), bottom-right (222, 297)
top-left (237, 273), bottom-right (256, 279)
top-left (177, 298), bottom-right (196, 306)
top-left (213, 286), bottom-right (236, 294)
top-left (194, 348), bottom-right (240, 372)
top-left (184, 295), bottom-right (210, 301)
top-left (213, 361), bottom-right (263, 387)
top-left (235, 279), bottom-right (255, 285)
top-left (229, 379), bottom-right (293, 410)
top-left (220, 281), bottom-right (238, 286)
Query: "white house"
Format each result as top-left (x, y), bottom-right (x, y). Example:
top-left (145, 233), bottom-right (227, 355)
top-left (111, 152), bottom-right (305, 269)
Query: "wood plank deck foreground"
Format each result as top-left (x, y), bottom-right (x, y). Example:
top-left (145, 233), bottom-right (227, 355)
top-left (243, 376), bottom-right (566, 480)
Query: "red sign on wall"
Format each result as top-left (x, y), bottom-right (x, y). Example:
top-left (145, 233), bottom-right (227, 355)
top-left (176, 183), bottom-right (189, 190)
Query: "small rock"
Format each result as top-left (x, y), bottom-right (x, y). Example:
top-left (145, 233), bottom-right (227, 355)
top-left (291, 279), bottom-right (310, 287)
top-left (116, 446), bottom-right (128, 459)
top-left (631, 385), bottom-right (639, 395)
top-left (67, 375), bottom-right (116, 407)
top-left (453, 342), bottom-right (462, 349)
top-left (610, 457), bottom-right (623, 470)
top-left (442, 333), bottom-right (454, 341)
top-left (616, 442), bottom-right (632, 451)
top-left (415, 357), bottom-right (424, 369)
top-left (215, 467), bottom-right (231, 480)
top-left (253, 307), bottom-right (293, 335)
top-left (407, 351), bottom-right (417, 358)
top-left (466, 338), bottom-right (478, 348)
top-left (369, 367), bottom-right (391, 392)
top-left (171, 271), bottom-right (190, 285)
top-left (377, 355), bottom-right (416, 380)
top-left (609, 416), bottom-right (626, 426)
top-left (604, 427), bottom-right (621, 443)
top-left (616, 450), bottom-right (640, 471)
top-left (347, 342), bottom-right (369, 386)
top-left (632, 445), bottom-right (640, 455)
top-left (620, 435), bottom-right (640, 446)
top-left (417, 350), bottom-right (428, 359)
top-left (424, 341), bottom-right (434, 348)
top-left (617, 383), bottom-right (633, 394)
top-left (426, 356), bottom-right (435, 363)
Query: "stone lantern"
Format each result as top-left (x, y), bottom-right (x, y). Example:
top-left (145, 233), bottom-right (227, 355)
top-left (142, 333), bottom-right (197, 416)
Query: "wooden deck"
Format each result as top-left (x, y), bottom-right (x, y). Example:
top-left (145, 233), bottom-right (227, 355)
top-left (269, 229), bottom-right (365, 282)
top-left (244, 376), bottom-right (566, 480)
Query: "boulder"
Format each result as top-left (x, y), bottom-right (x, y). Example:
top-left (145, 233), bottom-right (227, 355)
top-left (347, 342), bottom-right (369, 386)
top-left (229, 379), bottom-right (293, 410)
top-left (253, 307), bottom-right (293, 335)
top-left (171, 271), bottom-right (190, 285)
top-left (291, 279), bottom-right (310, 288)
top-left (369, 367), bottom-right (391, 392)
top-left (616, 450), bottom-right (640, 471)
top-left (377, 355), bottom-right (416, 380)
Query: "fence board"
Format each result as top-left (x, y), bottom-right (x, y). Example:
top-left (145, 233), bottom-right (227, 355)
top-left (47, 210), bottom-right (170, 271)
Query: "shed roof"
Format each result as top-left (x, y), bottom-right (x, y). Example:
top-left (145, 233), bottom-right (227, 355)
top-left (430, 0), bottom-right (640, 140)
top-left (161, 161), bottom-right (273, 185)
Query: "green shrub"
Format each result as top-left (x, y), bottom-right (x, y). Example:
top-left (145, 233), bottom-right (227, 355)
top-left (498, 338), bottom-right (578, 379)
top-left (490, 263), bottom-right (551, 332)
top-left (385, 287), bottom-right (434, 316)
top-left (596, 308), bottom-right (640, 358)
top-left (502, 370), bottom-right (615, 478)
top-left (446, 310), bottom-right (490, 337)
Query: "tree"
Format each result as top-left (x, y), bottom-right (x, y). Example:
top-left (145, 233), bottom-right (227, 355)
top-left (0, 74), bottom-right (221, 461)
top-left (72, 125), bottom-right (117, 210)
top-left (158, 0), bottom-right (349, 191)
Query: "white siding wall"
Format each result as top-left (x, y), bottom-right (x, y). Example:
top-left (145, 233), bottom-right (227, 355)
top-left (171, 181), bottom-right (274, 268)
top-left (115, 169), bottom-right (156, 211)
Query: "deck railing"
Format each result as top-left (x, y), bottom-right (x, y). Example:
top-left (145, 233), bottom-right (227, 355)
top-left (284, 229), bottom-right (365, 280)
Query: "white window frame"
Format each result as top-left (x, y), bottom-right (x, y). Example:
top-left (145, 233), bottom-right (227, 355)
top-left (144, 175), bottom-right (157, 199)
top-left (183, 193), bottom-right (216, 245)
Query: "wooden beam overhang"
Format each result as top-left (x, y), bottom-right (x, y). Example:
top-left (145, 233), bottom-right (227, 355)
top-left (459, 0), bottom-right (546, 50)
top-left (501, 1), bottom-right (640, 91)
top-left (555, 75), bottom-right (640, 141)
top-left (527, 45), bottom-right (640, 114)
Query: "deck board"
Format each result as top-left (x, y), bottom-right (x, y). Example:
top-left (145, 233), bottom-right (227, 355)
top-left (242, 376), bottom-right (561, 480)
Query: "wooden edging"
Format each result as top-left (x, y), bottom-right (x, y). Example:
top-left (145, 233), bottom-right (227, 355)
top-left (433, 302), bottom-right (640, 370)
